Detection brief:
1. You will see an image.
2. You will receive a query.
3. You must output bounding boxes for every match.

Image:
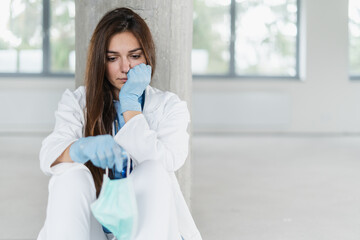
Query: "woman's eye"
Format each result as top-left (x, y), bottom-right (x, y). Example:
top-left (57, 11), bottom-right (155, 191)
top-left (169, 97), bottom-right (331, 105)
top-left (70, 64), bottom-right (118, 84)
top-left (107, 56), bottom-right (117, 62)
top-left (131, 54), bottom-right (141, 59)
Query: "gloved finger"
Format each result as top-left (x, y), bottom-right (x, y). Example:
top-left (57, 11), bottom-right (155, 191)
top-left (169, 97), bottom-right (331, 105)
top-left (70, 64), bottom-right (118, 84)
top-left (120, 150), bottom-right (128, 168)
top-left (139, 63), bottom-right (148, 72)
top-left (146, 64), bottom-right (152, 73)
top-left (95, 151), bottom-right (107, 169)
top-left (114, 155), bottom-right (123, 173)
top-left (135, 63), bottom-right (146, 70)
top-left (112, 144), bottom-right (122, 172)
top-left (139, 63), bottom-right (150, 76)
top-left (111, 145), bottom-right (123, 172)
top-left (104, 147), bottom-right (115, 169)
top-left (128, 63), bottom-right (140, 75)
top-left (131, 63), bottom-right (147, 77)
top-left (86, 151), bottom-right (97, 165)
top-left (112, 143), bottom-right (122, 157)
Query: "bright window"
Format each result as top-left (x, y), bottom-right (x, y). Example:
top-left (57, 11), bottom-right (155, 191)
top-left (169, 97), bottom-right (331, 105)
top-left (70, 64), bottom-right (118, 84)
top-left (192, 0), bottom-right (231, 75)
top-left (192, 0), bottom-right (299, 78)
top-left (0, 0), bottom-right (75, 76)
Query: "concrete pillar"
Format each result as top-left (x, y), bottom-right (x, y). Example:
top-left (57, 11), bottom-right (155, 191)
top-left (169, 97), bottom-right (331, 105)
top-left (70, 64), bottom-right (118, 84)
top-left (75, 1), bottom-right (193, 204)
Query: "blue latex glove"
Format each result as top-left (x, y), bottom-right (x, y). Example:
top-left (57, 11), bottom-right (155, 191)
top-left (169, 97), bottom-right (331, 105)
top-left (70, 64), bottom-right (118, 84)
top-left (119, 63), bottom-right (151, 113)
top-left (69, 135), bottom-right (124, 172)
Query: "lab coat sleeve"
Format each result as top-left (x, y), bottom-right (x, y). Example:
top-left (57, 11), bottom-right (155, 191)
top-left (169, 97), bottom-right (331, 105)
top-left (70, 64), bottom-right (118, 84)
top-left (39, 88), bottom-right (85, 176)
top-left (114, 94), bottom-right (190, 172)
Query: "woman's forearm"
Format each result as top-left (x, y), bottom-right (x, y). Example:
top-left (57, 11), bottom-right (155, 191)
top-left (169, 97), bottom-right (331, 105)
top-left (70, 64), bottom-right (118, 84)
top-left (51, 110), bottom-right (141, 168)
top-left (51, 144), bottom-right (74, 167)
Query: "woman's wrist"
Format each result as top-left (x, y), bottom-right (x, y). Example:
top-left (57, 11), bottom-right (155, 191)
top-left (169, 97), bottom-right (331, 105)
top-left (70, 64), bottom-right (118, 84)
top-left (123, 110), bottom-right (141, 123)
top-left (51, 143), bottom-right (74, 167)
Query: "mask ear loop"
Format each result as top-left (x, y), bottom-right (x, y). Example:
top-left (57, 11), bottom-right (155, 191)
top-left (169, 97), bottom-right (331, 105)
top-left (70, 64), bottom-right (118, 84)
top-left (105, 167), bottom-right (109, 176)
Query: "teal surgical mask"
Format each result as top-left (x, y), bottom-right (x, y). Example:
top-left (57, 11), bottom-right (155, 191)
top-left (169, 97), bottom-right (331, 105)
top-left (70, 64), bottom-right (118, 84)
top-left (91, 166), bottom-right (138, 240)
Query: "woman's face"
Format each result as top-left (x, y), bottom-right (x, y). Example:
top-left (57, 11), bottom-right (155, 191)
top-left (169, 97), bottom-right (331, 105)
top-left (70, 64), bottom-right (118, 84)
top-left (105, 31), bottom-right (147, 96)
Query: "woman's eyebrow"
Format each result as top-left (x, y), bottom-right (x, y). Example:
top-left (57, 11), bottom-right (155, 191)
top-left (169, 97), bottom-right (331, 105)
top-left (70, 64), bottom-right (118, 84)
top-left (129, 48), bottom-right (142, 53)
top-left (106, 51), bottom-right (119, 54)
top-left (106, 48), bottom-right (142, 54)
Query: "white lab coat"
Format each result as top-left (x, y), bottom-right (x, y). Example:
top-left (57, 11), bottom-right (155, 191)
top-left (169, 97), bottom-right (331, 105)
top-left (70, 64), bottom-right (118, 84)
top-left (39, 85), bottom-right (202, 240)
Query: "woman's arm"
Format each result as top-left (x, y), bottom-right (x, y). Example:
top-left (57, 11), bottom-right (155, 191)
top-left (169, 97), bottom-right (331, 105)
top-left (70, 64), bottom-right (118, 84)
top-left (40, 87), bottom-right (85, 176)
top-left (114, 93), bottom-right (190, 172)
top-left (51, 144), bottom-right (74, 167)
top-left (51, 135), bottom-right (124, 172)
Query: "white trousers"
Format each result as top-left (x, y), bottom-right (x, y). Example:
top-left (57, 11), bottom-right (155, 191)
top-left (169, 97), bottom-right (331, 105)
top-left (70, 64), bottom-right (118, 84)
top-left (37, 160), bottom-right (182, 240)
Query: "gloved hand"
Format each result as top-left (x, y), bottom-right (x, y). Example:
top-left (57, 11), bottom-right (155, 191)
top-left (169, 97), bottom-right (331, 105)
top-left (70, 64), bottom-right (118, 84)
top-left (69, 135), bottom-right (125, 172)
top-left (119, 63), bottom-right (151, 113)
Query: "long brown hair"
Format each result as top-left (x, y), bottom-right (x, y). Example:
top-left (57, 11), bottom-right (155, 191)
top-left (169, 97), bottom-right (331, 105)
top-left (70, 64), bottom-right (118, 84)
top-left (84, 7), bottom-right (156, 196)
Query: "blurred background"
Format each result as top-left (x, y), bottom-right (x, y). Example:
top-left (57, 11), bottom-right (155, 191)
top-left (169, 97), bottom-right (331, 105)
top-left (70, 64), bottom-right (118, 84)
top-left (1, 0), bottom-right (360, 239)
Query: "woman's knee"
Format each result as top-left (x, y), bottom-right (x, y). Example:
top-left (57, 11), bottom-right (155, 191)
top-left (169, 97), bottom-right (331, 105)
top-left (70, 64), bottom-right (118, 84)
top-left (48, 163), bottom-right (96, 203)
top-left (42, 164), bottom-right (103, 240)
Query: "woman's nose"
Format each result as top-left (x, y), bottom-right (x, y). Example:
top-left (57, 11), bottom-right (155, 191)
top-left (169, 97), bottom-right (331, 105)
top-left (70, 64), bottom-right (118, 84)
top-left (120, 59), bottom-right (131, 73)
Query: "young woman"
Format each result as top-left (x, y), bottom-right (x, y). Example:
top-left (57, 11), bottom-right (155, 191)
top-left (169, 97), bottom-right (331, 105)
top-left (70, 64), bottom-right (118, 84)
top-left (37, 7), bottom-right (202, 240)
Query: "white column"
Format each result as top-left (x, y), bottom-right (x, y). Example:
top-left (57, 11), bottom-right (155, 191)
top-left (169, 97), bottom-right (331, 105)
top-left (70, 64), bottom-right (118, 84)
top-left (75, 0), bottom-right (193, 204)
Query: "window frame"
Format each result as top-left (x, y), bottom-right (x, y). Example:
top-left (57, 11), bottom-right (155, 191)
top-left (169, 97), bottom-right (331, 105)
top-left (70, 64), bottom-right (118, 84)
top-left (193, 0), bottom-right (301, 80)
top-left (350, 75), bottom-right (360, 80)
top-left (0, 0), bottom-right (75, 78)
top-left (349, 0), bottom-right (360, 80)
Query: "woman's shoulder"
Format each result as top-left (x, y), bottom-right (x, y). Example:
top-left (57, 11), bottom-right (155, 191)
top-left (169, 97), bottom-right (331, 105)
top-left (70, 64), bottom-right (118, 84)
top-left (58, 86), bottom-right (86, 111)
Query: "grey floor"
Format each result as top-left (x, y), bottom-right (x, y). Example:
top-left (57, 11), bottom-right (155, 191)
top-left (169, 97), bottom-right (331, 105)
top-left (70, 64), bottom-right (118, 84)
top-left (1, 134), bottom-right (360, 239)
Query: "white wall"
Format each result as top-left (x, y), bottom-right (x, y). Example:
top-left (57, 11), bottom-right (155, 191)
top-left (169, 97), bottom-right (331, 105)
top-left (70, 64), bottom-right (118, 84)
top-left (0, 78), bottom-right (74, 133)
top-left (1, 0), bottom-right (359, 134)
